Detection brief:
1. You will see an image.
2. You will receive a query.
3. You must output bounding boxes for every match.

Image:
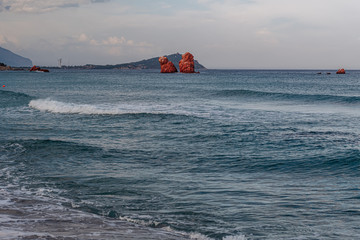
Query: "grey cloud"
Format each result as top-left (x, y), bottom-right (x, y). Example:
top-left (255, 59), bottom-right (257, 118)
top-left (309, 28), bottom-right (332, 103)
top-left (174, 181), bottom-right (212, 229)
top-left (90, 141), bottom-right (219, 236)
top-left (91, 0), bottom-right (110, 3)
top-left (59, 3), bottom-right (80, 9)
top-left (0, 0), bottom-right (108, 13)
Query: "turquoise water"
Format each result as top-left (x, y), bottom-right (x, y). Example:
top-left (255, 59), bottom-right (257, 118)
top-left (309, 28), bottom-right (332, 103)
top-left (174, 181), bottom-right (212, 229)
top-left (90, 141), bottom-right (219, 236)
top-left (1, 69), bottom-right (360, 239)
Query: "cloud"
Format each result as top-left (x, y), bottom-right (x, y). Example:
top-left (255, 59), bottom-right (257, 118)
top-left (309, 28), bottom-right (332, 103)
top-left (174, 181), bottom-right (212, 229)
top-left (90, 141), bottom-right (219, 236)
top-left (66, 33), bottom-right (156, 61)
top-left (0, 35), bottom-right (7, 45)
top-left (255, 28), bottom-right (279, 44)
top-left (75, 34), bottom-right (152, 48)
top-left (102, 36), bottom-right (127, 46)
top-left (0, 34), bottom-right (18, 45)
top-left (0, 0), bottom-right (108, 13)
top-left (77, 33), bottom-right (89, 43)
top-left (2, 0), bottom-right (360, 68)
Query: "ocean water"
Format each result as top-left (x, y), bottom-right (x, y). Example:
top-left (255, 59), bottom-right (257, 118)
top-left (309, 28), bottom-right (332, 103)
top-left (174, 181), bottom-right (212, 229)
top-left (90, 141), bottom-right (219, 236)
top-left (1, 69), bottom-right (360, 239)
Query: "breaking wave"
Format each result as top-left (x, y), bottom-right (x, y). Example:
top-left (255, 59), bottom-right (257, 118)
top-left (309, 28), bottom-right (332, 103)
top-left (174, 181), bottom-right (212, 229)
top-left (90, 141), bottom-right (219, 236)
top-left (28, 98), bottom-right (193, 116)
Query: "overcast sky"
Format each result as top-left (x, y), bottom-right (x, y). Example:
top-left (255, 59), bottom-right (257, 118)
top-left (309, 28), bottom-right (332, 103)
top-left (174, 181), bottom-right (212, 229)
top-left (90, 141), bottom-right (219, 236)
top-left (1, 0), bottom-right (359, 69)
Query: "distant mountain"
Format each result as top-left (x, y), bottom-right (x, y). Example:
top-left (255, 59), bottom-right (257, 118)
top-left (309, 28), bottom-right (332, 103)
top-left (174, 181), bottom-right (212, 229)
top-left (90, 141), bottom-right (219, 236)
top-left (80, 53), bottom-right (206, 70)
top-left (0, 47), bottom-right (32, 67)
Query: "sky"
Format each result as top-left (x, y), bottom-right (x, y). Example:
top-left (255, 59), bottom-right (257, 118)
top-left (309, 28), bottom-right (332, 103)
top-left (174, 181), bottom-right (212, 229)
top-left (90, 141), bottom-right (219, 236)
top-left (1, 0), bottom-right (360, 69)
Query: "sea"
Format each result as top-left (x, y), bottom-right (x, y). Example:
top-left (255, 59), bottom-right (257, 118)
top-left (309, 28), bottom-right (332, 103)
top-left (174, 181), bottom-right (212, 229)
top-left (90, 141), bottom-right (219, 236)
top-left (1, 69), bottom-right (360, 240)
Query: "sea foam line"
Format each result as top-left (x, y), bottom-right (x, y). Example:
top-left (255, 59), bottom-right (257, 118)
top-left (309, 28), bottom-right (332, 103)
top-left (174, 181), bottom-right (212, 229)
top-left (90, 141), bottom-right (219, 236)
top-left (118, 216), bottom-right (247, 240)
top-left (29, 98), bottom-right (124, 115)
top-left (28, 98), bottom-right (188, 116)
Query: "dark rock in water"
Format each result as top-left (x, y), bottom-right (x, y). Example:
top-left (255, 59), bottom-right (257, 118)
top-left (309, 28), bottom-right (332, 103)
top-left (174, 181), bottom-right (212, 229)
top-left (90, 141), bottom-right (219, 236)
top-left (0, 47), bottom-right (32, 67)
top-left (317, 72), bottom-right (322, 74)
top-left (30, 65), bottom-right (49, 72)
top-left (159, 57), bottom-right (177, 73)
top-left (336, 68), bottom-right (345, 74)
top-left (179, 52), bottom-right (196, 73)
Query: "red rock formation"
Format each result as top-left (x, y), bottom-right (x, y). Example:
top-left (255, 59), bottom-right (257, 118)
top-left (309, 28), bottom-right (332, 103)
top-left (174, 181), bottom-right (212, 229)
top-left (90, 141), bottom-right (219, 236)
top-left (336, 68), bottom-right (345, 74)
top-left (30, 65), bottom-right (40, 71)
top-left (179, 52), bottom-right (196, 73)
top-left (159, 57), bottom-right (177, 73)
top-left (30, 65), bottom-right (49, 72)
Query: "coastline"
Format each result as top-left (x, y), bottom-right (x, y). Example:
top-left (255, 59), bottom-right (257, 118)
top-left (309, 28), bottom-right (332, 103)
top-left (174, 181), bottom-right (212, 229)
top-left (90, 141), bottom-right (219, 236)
top-left (0, 190), bottom-right (191, 240)
top-left (0, 66), bottom-right (27, 71)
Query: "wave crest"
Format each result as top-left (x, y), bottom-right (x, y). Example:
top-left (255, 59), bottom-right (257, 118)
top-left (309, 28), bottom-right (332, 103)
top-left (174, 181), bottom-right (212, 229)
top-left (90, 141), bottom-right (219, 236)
top-left (28, 98), bottom-right (193, 117)
top-left (29, 99), bottom-right (119, 115)
top-left (216, 89), bottom-right (360, 104)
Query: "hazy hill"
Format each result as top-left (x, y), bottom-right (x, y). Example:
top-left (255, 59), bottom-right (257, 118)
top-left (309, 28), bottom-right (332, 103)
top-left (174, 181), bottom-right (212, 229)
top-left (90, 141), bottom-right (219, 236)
top-left (81, 53), bottom-right (206, 70)
top-left (0, 47), bottom-right (32, 67)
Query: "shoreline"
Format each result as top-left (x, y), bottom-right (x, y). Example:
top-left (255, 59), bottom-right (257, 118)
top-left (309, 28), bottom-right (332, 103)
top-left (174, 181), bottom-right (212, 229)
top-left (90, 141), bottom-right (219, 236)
top-left (0, 190), bottom-right (192, 240)
top-left (0, 66), bottom-right (27, 71)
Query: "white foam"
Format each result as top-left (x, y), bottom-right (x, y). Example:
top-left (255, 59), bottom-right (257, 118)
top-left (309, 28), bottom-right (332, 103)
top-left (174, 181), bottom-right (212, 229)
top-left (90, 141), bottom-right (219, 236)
top-left (28, 98), bottom-right (196, 116)
top-left (29, 98), bottom-right (123, 115)
top-left (118, 215), bottom-right (163, 228)
top-left (0, 143), bottom-right (25, 161)
top-left (119, 216), bottom-right (247, 240)
top-left (0, 229), bottom-right (50, 239)
top-left (0, 198), bottom-right (11, 207)
top-left (188, 233), bottom-right (247, 240)
top-left (223, 234), bottom-right (247, 240)
top-left (189, 232), bottom-right (213, 240)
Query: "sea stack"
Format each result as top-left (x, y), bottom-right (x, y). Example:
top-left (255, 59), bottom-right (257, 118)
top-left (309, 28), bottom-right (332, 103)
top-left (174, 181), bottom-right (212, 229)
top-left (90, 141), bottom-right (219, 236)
top-left (159, 57), bottom-right (177, 73)
top-left (179, 52), bottom-right (196, 73)
top-left (29, 65), bottom-right (49, 72)
top-left (336, 68), bottom-right (345, 74)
